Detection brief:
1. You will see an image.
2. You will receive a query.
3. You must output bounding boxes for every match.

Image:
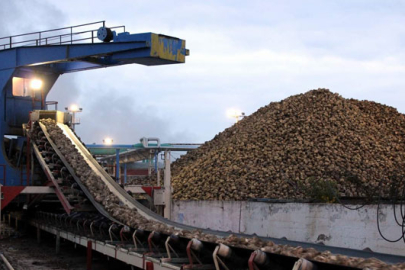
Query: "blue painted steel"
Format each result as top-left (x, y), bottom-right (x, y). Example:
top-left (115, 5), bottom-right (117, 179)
top-left (0, 69), bottom-right (58, 186)
top-left (0, 43), bottom-right (146, 73)
top-left (0, 25), bottom-right (188, 187)
top-left (0, 32), bottom-right (187, 74)
top-left (115, 148), bottom-right (120, 183)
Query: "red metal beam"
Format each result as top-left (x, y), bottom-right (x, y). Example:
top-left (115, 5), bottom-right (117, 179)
top-left (145, 262), bottom-right (154, 270)
top-left (1, 186), bottom-right (25, 210)
top-left (141, 186), bottom-right (161, 197)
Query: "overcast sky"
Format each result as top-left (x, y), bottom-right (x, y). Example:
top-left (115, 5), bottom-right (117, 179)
top-left (1, 0), bottom-right (405, 144)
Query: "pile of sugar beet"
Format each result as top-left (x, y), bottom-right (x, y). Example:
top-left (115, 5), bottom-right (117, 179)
top-left (171, 89), bottom-right (405, 201)
top-left (37, 97), bottom-right (405, 269)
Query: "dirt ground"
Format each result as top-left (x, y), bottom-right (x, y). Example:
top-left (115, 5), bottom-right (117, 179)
top-left (0, 225), bottom-right (132, 270)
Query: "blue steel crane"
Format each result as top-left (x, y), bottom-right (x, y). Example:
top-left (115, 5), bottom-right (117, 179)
top-left (0, 21), bottom-right (188, 209)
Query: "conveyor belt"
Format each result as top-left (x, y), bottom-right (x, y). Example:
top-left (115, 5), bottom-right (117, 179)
top-left (38, 122), bottom-right (122, 225)
top-left (57, 124), bottom-right (162, 222)
top-left (32, 143), bottom-right (74, 214)
top-left (35, 122), bottom-right (405, 266)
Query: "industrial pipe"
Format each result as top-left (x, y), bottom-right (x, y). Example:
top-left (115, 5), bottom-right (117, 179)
top-left (132, 229), bottom-right (145, 249)
top-left (0, 253), bottom-right (15, 270)
top-left (213, 246), bottom-right (220, 270)
top-left (90, 221), bottom-right (95, 237)
top-left (164, 233), bottom-right (181, 260)
top-left (165, 236), bottom-right (173, 259)
top-left (108, 224), bottom-right (115, 241)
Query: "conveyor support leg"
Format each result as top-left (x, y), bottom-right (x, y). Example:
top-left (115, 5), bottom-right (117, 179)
top-left (164, 151), bottom-right (171, 219)
top-left (146, 261), bottom-right (154, 270)
top-left (37, 227), bottom-right (41, 244)
top-left (56, 232), bottom-right (60, 254)
top-left (87, 240), bottom-right (92, 270)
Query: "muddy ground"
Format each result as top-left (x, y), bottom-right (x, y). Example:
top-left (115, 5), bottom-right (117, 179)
top-left (0, 225), bottom-right (132, 270)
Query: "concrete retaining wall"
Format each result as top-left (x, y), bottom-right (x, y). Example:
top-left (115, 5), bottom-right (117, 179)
top-left (171, 201), bottom-right (405, 256)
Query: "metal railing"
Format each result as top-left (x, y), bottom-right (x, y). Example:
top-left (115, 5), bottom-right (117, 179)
top-left (0, 21), bottom-right (126, 51)
top-left (45, 101), bottom-right (58, 110)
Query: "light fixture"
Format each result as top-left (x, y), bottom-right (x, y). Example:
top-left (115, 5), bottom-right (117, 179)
top-left (226, 108), bottom-right (245, 123)
top-left (103, 138), bottom-right (113, 145)
top-left (65, 104), bottom-right (82, 112)
top-left (65, 104), bottom-right (83, 131)
top-left (30, 78), bottom-right (43, 90)
top-left (226, 108), bottom-right (242, 118)
top-left (69, 104), bottom-right (80, 112)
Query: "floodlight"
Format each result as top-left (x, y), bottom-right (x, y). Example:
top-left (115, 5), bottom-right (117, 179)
top-left (30, 79), bottom-right (43, 90)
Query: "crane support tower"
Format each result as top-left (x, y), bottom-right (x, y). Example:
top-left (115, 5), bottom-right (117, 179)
top-left (0, 21), bottom-right (188, 209)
